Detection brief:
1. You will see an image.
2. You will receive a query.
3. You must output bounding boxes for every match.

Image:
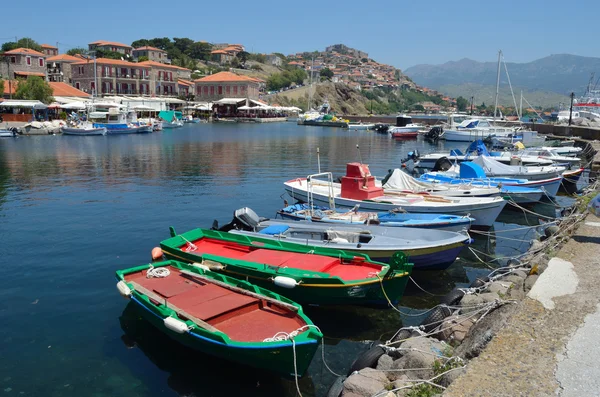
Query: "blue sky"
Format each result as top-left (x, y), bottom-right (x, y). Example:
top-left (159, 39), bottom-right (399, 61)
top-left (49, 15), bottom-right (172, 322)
top-left (2, 0), bottom-right (598, 70)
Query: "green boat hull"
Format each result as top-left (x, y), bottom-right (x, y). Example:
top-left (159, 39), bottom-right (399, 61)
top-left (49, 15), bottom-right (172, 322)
top-left (129, 293), bottom-right (319, 378)
top-left (117, 261), bottom-right (321, 378)
top-left (160, 228), bottom-right (413, 307)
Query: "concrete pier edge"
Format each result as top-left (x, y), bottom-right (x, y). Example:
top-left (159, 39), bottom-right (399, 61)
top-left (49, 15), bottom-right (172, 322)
top-left (443, 210), bottom-right (600, 397)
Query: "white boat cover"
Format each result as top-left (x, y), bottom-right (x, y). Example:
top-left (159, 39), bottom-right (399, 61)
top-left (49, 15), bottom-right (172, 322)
top-left (383, 169), bottom-right (435, 191)
top-left (471, 156), bottom-right (564, 176)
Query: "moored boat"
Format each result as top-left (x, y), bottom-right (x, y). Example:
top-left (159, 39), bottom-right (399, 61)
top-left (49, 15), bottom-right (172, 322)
top-left (61, 126), bottom-right (107, 136)
top-left (116, 260), bottom-right (322, 377)
top-left (348, 122), bottom-right (375, 130)
top-left (277, 203), bottom-right (474, 232)
top-left (284, 163), bottom-right (507, 228)
top-left (217, 207), bottom-right (470, 270)
top-left (160, 227), bottom-right (413, 306)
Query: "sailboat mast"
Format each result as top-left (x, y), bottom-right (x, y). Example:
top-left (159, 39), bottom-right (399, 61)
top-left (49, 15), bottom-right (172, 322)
top-left (308, 57), bottom-right (314, 111)
top-left (493, 50), bottom-right (502, 121)
top-left (519, 90), bottom-right (523, 120)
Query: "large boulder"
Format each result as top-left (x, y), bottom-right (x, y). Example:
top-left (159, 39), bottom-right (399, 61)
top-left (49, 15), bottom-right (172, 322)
top-left (376, 354), bottom-right (394, 371)
top-left (524, 275), bottom-right (539, 292)
top-left (389, 337), bottom-right (445, 380)
top-left (439, 315), bottom-right (474, 344)
top-left (438, 367), bottom-right (466, 388)
top-left (455, 303), bottom-right (518, 359)
top-left (460, 294), bottom-right (485, 314)
top-left (487, 281), bottom-right (513, 297)
top-left (342, 367), bottom-right (390, 397)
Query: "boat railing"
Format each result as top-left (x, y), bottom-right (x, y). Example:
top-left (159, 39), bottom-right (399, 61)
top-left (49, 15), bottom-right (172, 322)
top-left (306, 172), bottom-right (336, 213)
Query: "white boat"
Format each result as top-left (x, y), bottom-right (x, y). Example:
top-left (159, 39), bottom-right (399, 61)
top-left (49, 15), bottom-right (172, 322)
top-left (461, 156), bottom-right (565, 181)
top-left (163, 120), bottom-right (184, 128)
top-left (510, 148), bottom-right (581, 166)
top-left (416, 150), bottom-right (554, 168)
top-left (348, 122), bottom-right (375, 130)
top-left (220, 207), bottom-right (471, 270)
top-left (539, 146), bottom-right (582, 157)
top-left (388, 114), bottom-right (421, 134)
top-left (442, 119), bottom-right (528, 142)
top-left (61, 125), bottom-right (107, 136)
top-left (284, 164), bottom-right (507, 228)
top-left (0, 129), bottom-right (17, 137)
top-left (381, 168), bottom-right (501, 198)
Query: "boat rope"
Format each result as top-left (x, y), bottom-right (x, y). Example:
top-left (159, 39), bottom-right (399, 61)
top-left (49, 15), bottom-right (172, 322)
top-left (146, 265), bottom-right (170, 278)
top-left (262, 324), bottom-right (341, 396)
top-left (409, 277), bottom-right (444, 297)
top-left (506, 199), bottom-right (557, 219)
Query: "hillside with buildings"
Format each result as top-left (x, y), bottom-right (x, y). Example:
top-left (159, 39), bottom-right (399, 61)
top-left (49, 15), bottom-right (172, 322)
top-left (0, 38), bottom-right (457, 115)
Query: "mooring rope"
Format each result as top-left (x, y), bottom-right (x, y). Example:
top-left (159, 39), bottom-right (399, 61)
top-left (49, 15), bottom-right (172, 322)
top-left (146, 265), bottom-right (170, 278)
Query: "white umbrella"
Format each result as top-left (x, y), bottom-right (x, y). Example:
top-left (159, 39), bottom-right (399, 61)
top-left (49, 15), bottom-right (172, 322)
top-left (61, 101), bottom-right (87, 110)
top-left (238, 105), bottom-right (252, 110)
top-left (133, 105), bottom-right (156, 111)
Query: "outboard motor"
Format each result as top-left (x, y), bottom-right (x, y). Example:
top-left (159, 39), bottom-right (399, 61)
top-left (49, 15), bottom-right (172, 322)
top-left (218, 207), bottom-right (265, 232)
top-left (432, 156), bottom-right (453, 172)
top-left (424, 126), bottom-right (443, 142)
top-left (373, 123), bottom-right (390, 134)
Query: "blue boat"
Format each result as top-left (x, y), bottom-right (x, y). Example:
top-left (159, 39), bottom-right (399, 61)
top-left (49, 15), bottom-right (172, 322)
top-left (277, 203), bottom-right (474, 233)
top-left (420, 161), bottom-right (561, 199)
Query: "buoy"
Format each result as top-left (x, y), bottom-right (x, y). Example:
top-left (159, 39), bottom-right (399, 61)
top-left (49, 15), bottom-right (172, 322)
top-left (151, 247), bottom-right (163, 260)
top-left (164, 317), bottom-right (190, 334)
top-left (116, 280), bottom-right (132, 298)
top-left (273, 276), bottom-right (299, 289)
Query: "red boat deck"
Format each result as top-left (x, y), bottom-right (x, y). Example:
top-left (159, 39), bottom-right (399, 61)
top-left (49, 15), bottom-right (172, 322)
top-left (125, 267), bottom-right (306, 342)
top-left (180, 237), bottom-right (384, 281)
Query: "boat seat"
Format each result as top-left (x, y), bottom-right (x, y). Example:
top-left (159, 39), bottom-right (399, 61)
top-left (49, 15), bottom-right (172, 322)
top-left (185, 292), bottom-right (257, 321)
top-left (258, 225), bottom-right (290, 235)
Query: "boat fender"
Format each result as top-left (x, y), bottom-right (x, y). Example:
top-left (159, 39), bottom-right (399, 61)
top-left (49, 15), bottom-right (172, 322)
top-left (273, 276), bottom-right (299, 289)
top-left (151, 247), bottom-right (163, 260)
top-left (203, 259), bottom-right (226, 271)
top-left (164, 316), bottom-right (190, 334)
top-left (191, 263), bottom-right (210, 272)
top-left (330, 237), bottom-right (349, 244)
top-left (116, 280), bottom-right (132, 298)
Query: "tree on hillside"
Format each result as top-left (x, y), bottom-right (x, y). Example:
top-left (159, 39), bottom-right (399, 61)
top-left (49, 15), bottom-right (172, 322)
top-left (456, 96), bottom-right (468, 111)
top-left (131, 39), bottom-right (151, 48)
top-left (14, 77), bottom-right (54, 104)
top-left (189, 42), bottom-right (212, 61)
top-left (0, 80), bottom-right (4, 97)
top-left (320, 68), bottom-right (334, 80)
top-left (94, 49), bottom-right (124, 60)
top-left (136, 56), bottom-right (149, 62)
top-left (1, 38), bottom-right (42, 52)
top-left (66, 48), bottom-right (87, 56)
top-left (237, 51), bottom-right (250, 64)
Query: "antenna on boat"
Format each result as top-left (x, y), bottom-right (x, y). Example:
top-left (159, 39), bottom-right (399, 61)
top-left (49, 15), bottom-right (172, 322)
top-left (317, 147), bottom-right (321, 173)
top-left (356, 144), bottom-right (363, 164)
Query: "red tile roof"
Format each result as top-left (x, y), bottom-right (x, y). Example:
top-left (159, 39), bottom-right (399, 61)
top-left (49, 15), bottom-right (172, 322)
top-left (2, 48), bottom-right (46, 57)
top-left (72, 57), bottom-right (150, 67)
top-left (177, 79), bottom-right (194, 87)
top-left (211, 50), bottom-right (229, 54)
top-left (41, 44), bottom-right (58, 49)
top-left (47, 54), bottom-right (82, 63)
top-left (134, 46), bottom-right (166, 52)
top-left (137, 60), bottom-right (190, 71)
top-left (14, 71), bottom-right (46, 77)
top-left (194, 71), bottom-right (260, 83)
top-left (89, 40), bottom-right (132, 48)
top-left (48, 82), bottom-right (90, 97)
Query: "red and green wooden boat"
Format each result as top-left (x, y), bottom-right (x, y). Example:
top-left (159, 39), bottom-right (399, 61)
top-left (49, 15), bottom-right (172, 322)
top-left (116, 260), bottom-right (322, 378)
top-left (159, 227), bottom-right (414, 306)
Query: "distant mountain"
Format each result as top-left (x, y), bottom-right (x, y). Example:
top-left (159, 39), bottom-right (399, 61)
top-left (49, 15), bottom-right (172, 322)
top-left (404, 54), bottom-right (600, 107)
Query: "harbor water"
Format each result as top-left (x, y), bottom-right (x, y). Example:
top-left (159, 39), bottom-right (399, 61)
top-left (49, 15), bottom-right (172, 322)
top-left (0, 123), bottom-right (575, 396)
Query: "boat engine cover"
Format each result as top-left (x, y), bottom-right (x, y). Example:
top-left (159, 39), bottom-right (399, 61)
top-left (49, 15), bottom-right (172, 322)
top-left (234, 207), bottom-right (260, 231)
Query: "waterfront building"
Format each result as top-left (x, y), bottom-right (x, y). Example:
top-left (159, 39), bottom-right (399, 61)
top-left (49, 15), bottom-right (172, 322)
top-left (46, 54), bottom-right (81, 83)
top-left (70, 58), bottom-right (192, 97)
top-left (194, 71), bottom-right (262, 101)
top-left (0, 48), bottom-right (47, 80)
top-left (41, 44), bottom-right (59, 57)
top-left (210, 44), bottom-right (245, 65)
top-left (71, 58), bottom-right (151, 96)
top-left (132, 46), bottom-right (170, 64)
top-left (88, 40), bottom-right (133, 56)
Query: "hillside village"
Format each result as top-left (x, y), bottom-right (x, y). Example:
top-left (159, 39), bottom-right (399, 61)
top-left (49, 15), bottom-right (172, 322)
top-left (0, 38), bottom-right (458, 115)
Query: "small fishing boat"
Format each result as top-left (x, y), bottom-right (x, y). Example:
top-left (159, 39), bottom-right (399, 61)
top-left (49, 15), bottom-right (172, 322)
top-left (348, 122), bottom-right (375, 130)
top-left (498, 148), bottom-right (580, 166)
top-left (561, 167), bottom-right (585, 194)
top-left (465, 156), bottom-right (565, 181)
top-left (0, 128), bottom-right (17, 137)
top-left (421, 161), bottom-right (563, 197)
top-left (277, 203), bottom-right (474, 232)
top-left (61, 126), bottom-right (107, 136)
top-left (160, 111), bottom-right (184, 128)
top-left (116, 260), bottom-right (322, 377)
top-left (216, 207), bottom-right (470, 270)
top-left (160, 227), bottom-right (413, 306)
top-left (390, 130), bottom-right (418, 139)
top-left (539, 146), bottom-right (582, 157)
top-left (284, 163), bottom-right (507, 228)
